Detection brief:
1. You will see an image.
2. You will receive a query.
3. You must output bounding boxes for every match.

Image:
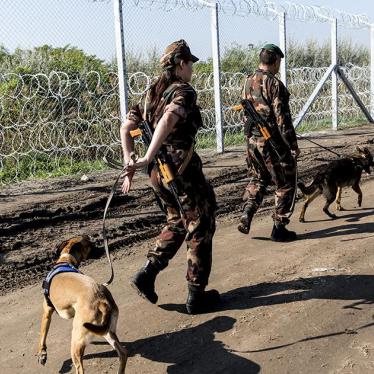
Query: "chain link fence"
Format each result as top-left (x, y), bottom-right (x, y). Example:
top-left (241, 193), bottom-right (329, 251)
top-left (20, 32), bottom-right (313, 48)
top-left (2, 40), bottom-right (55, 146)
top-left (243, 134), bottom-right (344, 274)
top-left (0, 0), bottom-right (373, 184)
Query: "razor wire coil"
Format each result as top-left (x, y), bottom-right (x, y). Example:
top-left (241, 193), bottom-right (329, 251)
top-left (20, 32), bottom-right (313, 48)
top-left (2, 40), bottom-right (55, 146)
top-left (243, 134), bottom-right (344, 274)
top-left (0, 65), bottom-right (370, 184)
top-left (92, 0), bottom-right (373, 28)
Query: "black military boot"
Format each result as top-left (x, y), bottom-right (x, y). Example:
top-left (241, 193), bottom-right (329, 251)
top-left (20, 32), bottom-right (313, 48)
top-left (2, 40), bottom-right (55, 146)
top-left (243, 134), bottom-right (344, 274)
top-left (271, 224), bottom-right (297, 242)
top-left (130, 260), bottom-right (159, 304)
top-left (186, 284), bottom-right (220, 315)
top-left (237, 207), bottom-right (255, 234)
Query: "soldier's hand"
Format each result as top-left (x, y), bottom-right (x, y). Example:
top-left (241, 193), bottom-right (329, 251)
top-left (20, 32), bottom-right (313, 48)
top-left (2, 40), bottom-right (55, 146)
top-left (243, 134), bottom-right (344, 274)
top-left (291, 148), bottom-right (301, 159)
top-left (121, 170), bottom-right (135, 194)
top-left (127, 156), bottom-right (148, 172)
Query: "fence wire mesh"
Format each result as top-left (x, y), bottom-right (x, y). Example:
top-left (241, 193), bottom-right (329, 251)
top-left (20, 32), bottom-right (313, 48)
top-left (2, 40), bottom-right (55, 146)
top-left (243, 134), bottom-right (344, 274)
top-left (0, 0), bottom-right (373, 184)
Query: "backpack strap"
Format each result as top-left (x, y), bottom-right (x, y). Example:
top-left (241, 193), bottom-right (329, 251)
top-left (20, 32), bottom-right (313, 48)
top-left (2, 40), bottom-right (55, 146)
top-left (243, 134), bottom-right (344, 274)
top-left (162, 83), bottom-right (181, 102)
top-left (151, 82), bottom-right (185, 125)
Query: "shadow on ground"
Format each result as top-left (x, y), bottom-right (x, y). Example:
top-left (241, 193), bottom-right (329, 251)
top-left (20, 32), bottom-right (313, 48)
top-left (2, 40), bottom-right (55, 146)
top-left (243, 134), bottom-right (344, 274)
top-left (251, 208), bottom-right (374, 241)
top-left (160, 274), bottom-right (374, 315)
top-left (234, 319), bottom-right (374, 354)
top-left (59, 316), bottom-right (260, 374)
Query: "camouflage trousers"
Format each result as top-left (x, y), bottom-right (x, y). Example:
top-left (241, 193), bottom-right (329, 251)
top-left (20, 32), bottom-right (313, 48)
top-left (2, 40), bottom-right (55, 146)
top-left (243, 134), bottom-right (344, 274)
top-left (147, 153), bottom-right (216, 287)
top-left (242, 137), bottom-right (297, 226)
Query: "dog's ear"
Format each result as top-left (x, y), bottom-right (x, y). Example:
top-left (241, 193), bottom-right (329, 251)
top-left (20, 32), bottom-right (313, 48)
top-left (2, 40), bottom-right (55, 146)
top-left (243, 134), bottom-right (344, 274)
top-left (362, 147), bottom-right (370, 154)
top-left (54, 240), bottom-right (69, 259)
top-left (81, 234), bottom-right (92, 247)
top-left (70, 242), bottom-right (83, 258)
top-left (71, 237), bottom-right (93, 262)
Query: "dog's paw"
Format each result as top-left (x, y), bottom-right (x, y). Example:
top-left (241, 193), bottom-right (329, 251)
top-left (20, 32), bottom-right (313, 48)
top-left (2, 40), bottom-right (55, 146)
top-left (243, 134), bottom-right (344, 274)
top-left (37, 351), bottom-right (47, 366)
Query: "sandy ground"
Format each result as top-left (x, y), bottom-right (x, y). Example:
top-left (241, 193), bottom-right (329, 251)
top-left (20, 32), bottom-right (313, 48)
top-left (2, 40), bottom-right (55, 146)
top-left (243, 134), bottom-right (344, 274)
top-left (1, 126), bottom-right (374, 373)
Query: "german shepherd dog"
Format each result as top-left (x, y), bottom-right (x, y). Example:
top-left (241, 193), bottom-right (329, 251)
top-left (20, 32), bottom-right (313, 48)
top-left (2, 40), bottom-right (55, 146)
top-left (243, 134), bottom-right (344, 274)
top-left (298, 147), bottom-right (373, 222)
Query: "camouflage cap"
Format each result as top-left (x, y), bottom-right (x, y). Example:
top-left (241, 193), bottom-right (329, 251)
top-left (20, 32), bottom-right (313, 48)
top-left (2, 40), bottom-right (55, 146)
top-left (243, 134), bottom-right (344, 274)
top-left (160, 39), bottom-right (199, 70)
top-left (261, 43), bottom-right (284, 58)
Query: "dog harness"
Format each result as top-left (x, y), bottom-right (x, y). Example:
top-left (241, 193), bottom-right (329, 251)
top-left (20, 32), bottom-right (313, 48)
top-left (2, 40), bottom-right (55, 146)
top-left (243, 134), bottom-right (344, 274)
top-left (42, 263), bottom-right (81, 308)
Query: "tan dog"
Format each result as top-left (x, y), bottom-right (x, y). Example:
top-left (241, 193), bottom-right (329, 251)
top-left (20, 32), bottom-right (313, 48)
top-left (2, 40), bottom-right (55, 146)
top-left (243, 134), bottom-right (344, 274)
top-left (37, 235), bottom-right (127, 374)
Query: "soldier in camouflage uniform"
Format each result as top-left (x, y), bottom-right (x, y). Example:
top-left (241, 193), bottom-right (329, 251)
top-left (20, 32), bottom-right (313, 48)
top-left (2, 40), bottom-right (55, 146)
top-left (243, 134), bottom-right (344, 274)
top-left (120, 40), bottom-right (219, 314)
top-left (238, 44), bottom-right (300, 242)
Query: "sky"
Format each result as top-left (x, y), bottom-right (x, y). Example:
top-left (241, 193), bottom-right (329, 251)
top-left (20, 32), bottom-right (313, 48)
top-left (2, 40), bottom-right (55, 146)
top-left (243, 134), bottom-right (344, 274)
top-left (1, 0), bottom-right (373, 63)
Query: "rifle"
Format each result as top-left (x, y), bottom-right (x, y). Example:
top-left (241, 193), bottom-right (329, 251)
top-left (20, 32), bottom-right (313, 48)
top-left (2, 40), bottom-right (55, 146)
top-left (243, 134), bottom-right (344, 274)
top-left (234, 99), bottom-right (298, 217)
top-left (233, 99), bottom-right (290, 161)
top-left (130, 121), bottom-right (185, 217)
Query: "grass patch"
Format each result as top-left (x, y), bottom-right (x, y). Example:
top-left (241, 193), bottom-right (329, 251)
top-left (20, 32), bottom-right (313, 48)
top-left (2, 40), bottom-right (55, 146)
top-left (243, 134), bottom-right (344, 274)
top-left (197, 117), bottom-right (370, 150)
top-left (296, 117), bottom-right (369, 133)
top-left (0, 153), bottom-right (106, 185)
top-left (196, 130), bottom-right (245, 149)
top-left (1, 118), bottom-right (370, 186)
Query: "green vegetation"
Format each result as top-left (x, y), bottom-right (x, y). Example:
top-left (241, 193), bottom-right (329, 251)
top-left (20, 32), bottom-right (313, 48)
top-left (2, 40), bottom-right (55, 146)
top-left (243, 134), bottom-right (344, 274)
top-left (0, 154), bottom-right (106, 184)
top-left (196, 118), bottom-right (367, 150)
top-left (0, 40), bottom-right (370, 184)
top-left (194, 39), bottom-right (369, 74)
top-left (196, 131), bottom-right (245, 149)
top-left (0, 44), bottom-right (111, 76)
top-left (288, 39), bottom-right (369, 68)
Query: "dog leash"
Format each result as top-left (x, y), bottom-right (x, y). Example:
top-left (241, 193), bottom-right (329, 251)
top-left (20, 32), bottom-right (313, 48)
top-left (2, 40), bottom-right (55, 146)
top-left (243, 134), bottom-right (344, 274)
top-left (102, 153), bottom-right (138, 286)
top-left (102, 154), bottom-right (136, 286)
top-left (315, 156), bottom-right (341, 162)
top-left (281, 154), bottom-right (298, 220)
top-left (290, 156), bottom-right (298, 215)
top-left (103, 155), bottom-right (123, 170)
top-left (296, 134), bottom-right (341, 157)
top-left (102, 167), bottom-right (124, 286)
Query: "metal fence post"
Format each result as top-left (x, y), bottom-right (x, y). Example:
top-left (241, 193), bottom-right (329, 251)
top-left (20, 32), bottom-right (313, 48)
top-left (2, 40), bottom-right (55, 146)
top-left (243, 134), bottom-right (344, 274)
top-left (331, 18), bottom-right (338, 130)
top-left (211, 1), bottom-right (224, 153)
top-left (279, 12), bottom-right (287, 87)
top-left (371, 24), bottom-right (374, 118)
top-left (113, 0), bottom-right (129, 122)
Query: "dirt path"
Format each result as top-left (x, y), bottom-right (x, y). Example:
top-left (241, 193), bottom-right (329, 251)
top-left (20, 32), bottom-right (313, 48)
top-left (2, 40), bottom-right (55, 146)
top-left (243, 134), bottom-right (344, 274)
top-left (1, 126), bottom-right (373, 296)
top-left (1, 126), bottom-right (374, 373)
top-left (1, 178), bottom-right (374, 374)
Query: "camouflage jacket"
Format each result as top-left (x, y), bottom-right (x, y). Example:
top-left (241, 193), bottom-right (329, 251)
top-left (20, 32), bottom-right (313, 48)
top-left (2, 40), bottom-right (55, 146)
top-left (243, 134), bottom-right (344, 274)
top-left (242, 69), bottom-right (298, 151)
top-left (127, 78), bottom-right (203, 166)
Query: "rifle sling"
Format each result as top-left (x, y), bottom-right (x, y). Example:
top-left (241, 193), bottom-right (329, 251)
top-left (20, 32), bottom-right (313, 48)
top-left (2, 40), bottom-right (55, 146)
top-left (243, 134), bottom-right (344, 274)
top-left (176, 145), bottom-right (194, 176)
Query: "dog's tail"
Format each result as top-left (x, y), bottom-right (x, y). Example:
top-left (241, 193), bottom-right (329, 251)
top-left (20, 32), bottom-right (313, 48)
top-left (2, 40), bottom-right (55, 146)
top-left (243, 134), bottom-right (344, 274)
top-left (298, 174), bottom-right (323, 195)
top-left (83, 302), bottom-right (111, 335)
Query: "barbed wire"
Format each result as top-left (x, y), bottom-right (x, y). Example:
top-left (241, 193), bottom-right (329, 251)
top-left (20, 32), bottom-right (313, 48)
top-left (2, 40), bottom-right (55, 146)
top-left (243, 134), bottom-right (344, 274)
top-left (92, 0), bottom-right (373, 28)
top-left (1, 65), bottom-right (369, 183)
top-left (0, 70), bottom-right (121, 183)
top-left (280, 2), bottom-right (371, 28)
